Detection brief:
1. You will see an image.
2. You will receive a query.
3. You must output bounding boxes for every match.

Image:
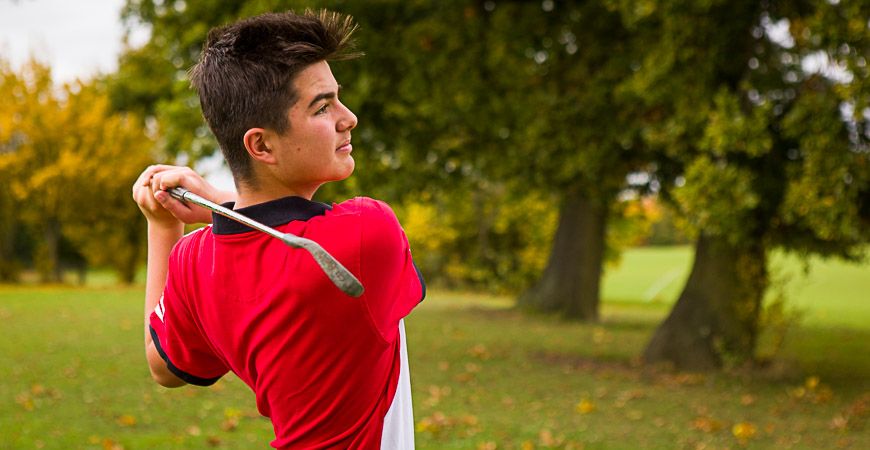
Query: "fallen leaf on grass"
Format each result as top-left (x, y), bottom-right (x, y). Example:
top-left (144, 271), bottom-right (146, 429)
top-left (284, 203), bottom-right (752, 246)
top-left (222, 407), bottom-right (242, 431)
top-left (788, 377), bottom-right (833, 404)
top-left (829, 415), bottom-right (849, 432)
top-left (626, 410), bottom-right (644, 421)
top-left (416, 412), bottom-right (480, 437)
top-left (614, 389), bottom-right (645, 408)
top-left (691, 416), bottom-right (723, 433)
top-left (592, 327), bottom-right (610, 344)
top-left (674, 373), bottom-right (706, 386)
top-left (732, 421), bottom-right (757, 443)
top-left (468, 344), bottom-right (491, 360)
top-left (575, 399), bottom-right (596, 414)
top-left (538, 429), bottom-right (563, 447)
top-left (116, 415), bottom-right (137, 427)
top-left (221, 417), bottom-right (239, 431)
top-left (424, 385), bottom-right (452, 408)
top-left (15, 392), bottom-right (34, 411)
top-left (477, 441), bottom-right (497, 450)
top-left (101, 438), bottom-right (124, 450)
top-left (836, 437), bottom-right (854, 448)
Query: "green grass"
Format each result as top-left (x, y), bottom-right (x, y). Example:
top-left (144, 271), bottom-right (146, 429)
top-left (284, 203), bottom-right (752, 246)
top-left (1, 247), bottom-right (868, 449)
top-left (602, 246), bottom-right (870, 328)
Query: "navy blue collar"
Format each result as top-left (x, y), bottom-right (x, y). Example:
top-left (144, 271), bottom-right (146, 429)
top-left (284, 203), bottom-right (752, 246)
top-left (212, 196), bottom-right (331, 235)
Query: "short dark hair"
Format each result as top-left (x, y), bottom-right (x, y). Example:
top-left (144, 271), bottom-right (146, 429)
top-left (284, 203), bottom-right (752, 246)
top-left (190, 10), bottom-right (360, 186)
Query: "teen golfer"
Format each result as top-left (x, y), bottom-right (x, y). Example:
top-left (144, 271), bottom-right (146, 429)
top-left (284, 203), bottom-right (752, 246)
top-left (132, 10), bottom-right (425, 449)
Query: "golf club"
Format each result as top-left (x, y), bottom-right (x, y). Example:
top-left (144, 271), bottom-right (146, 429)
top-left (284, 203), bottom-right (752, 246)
top-left (166, 187), bottom-right (364, 298)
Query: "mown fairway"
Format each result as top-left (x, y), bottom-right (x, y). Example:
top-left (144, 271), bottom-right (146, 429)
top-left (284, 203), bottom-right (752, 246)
top-left (1, 247), bottom-right (867, 449)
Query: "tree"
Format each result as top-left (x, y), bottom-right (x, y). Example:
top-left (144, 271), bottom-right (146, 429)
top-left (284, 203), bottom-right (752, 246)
top-left (1, 60), bottom-right (72, 282)
top-left (0, 59), bottom-right (28, 281)
top-left (616, 0), bottom-right (870, 369)
top-left (462, 1), bottom-right (646, 320)
top-left (60, 81), bottom-right (155, 283)
top-left (112, 1), bottom-right (589, 298)
top-left (0, 58), bottom-right (154, 283)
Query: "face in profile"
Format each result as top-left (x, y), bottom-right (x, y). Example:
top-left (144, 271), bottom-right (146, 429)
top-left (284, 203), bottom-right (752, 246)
top-left (269, 61), bottom-right (358, 192)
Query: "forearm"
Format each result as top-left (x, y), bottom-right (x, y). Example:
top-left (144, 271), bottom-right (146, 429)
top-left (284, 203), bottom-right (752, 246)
top-left (143, 221), bottom-right (184, 343)
top-left (142, 221), bottom-right (187, 387)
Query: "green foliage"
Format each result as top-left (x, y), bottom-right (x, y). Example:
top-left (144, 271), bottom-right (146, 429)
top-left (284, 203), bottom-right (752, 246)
top-left (396, 185), bottom-right (558, 294)
top-left (111, 2), bottom-right (869, 341)
top-left (673, 156), bottom-right (760, 244)
top-left (113, 0), bottom-right (648, 298)
top-left (622, 0), bottom-right (870, 255)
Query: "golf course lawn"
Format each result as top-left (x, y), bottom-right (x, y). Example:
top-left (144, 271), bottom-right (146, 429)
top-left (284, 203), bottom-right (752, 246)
top-left (1, 246), bottom-right (867, 449)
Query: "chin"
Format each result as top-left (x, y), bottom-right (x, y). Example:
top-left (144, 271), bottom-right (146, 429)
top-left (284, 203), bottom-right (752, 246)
top-left (334, 160), bottom-right (355, 181)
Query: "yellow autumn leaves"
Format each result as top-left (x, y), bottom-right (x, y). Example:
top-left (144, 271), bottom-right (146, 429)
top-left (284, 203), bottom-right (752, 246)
top-left (0, 57), bottom-right (154, 283)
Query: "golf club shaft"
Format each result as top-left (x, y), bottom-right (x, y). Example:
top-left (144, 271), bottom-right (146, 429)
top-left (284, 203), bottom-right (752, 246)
top-left (166, 187), bottom-right (364, 297)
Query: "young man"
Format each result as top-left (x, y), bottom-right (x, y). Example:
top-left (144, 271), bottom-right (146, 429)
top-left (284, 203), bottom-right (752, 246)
top-left (131, 10), bottom-right (425, 449)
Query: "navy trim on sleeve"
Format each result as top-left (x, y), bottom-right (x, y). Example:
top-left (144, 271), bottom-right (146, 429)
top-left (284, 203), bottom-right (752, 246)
top-left (149, 325), bottom-right (223, 387)
top-left (413, 261), bottom-right (426, 302)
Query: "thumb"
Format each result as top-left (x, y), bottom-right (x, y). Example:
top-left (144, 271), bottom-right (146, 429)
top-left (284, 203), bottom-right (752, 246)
top-left (155, 190), bottom-right (188, 216)
top-left (154, 190), bottom-right (171, 204)
top-left (154, 189), bottom-right (209, 224)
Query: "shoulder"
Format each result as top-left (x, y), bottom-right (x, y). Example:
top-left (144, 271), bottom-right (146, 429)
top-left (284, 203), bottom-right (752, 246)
top-left (331, 197), bottom-right (402, 229)
top-left (332, 197), bottom-right (405, 248)
top-left (169, 226), bottom-right (212, 263)
top-left (332, 197), bottom-right (397, 218)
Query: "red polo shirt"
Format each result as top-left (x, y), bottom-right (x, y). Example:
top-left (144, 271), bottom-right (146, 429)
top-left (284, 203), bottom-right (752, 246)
top-left (149, 196), bottom-right (425, 449)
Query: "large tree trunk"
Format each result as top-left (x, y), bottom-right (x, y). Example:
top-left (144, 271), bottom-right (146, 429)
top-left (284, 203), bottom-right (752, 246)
top-left (117, 223), bottom-right (143, 285)
top-left (519, 190), bottom-right (607, 320)
top-left (38, 219), bottom-right (63, 283)
top-left (643, 234), bottom-right (767, 370)
top-left (0, 218), bottom-right (20, 282)
top-left (0, 192), bottom-right (21, 282)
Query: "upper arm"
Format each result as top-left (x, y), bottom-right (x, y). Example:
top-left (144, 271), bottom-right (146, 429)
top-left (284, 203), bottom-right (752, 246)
top-left (359, 199), bottom-right (426, 340)
top-left (148, 236), bottom-right (229, 387)
top-left (147, 341), bottom-right (187, 388)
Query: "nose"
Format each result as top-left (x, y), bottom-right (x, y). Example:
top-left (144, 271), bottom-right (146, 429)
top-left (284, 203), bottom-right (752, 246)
top-left (337, 101), bottom-right (357, 132)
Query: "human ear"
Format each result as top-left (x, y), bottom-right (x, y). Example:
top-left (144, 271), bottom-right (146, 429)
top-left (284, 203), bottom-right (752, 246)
top-left (243, 128), bottom-right (277, 164)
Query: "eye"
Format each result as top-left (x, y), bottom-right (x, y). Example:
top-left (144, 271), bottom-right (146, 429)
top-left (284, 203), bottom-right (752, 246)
top-left (315, 104), bottom-right (329, 115)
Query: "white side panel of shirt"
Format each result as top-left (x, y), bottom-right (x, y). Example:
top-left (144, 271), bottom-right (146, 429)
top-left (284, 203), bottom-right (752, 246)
top-left (380, 319), bottom-right (415, 449)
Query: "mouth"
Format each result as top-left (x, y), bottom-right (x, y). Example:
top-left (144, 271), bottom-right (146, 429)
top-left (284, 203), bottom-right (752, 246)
top-left (336, 138), bottom-right (352, 153)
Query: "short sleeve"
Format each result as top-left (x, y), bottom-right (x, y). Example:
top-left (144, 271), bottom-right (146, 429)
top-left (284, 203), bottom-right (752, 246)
top-left (359, 199), bottom-right (426, 341)
top-left (148, 239), bottom-right (228, 386)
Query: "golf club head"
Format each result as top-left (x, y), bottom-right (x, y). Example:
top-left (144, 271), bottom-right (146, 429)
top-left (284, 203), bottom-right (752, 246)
top-left (282, 234), bottom-right (365, 298)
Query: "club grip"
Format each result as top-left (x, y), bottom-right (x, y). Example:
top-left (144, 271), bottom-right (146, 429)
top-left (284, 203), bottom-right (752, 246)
top-left (167, 187), bottom-right (189, 202)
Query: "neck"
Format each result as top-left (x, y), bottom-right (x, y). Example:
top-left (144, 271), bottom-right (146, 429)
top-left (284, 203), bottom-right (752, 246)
top-left (234, 186), bottom-right (317, 209)
top-left (234, 179), bottom-right (321, 209)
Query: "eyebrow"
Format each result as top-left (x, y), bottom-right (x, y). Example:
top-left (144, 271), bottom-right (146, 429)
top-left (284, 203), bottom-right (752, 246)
top-left (307, 85), bottom-right (342, 109)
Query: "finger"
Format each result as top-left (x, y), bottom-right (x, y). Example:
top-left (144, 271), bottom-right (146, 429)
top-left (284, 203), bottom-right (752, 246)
top-left (155, 189), bottom-right (210, 223)
top-left (154, 167), bottom-right (197, 191)
top-left (133, 165), bottom-right (157, 192)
